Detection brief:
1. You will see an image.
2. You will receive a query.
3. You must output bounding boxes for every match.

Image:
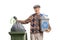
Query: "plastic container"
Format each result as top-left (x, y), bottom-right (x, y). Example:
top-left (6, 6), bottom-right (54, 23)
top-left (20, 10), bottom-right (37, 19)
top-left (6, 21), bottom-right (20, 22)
top-left (40, 14), bottom-right (49, 31)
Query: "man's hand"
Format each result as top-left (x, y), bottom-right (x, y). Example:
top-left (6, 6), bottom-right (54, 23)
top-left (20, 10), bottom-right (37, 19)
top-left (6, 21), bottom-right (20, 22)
top-left (45, 25), bottom-right (51, 32)
top-left (45, 28), bottom-right (51, 32)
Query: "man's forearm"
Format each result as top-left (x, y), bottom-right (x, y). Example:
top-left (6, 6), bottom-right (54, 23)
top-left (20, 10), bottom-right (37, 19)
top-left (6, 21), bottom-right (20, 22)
top-left (17, 20), bottom-right (26, 24)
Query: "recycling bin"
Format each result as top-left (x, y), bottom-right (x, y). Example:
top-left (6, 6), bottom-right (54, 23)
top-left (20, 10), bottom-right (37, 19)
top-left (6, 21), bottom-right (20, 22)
top-left (40, 15), bottom-right (49, 31)
top-left (9, 32), bottom-right (27, 40)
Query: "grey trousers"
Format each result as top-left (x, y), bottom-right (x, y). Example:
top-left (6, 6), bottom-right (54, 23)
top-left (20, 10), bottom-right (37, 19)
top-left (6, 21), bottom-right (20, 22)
top-left (30, 33), bottom-right (43, 40)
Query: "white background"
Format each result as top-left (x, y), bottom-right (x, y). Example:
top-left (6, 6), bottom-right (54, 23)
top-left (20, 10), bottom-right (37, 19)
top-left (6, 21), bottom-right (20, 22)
top-left (0, 0), bottom-right (60, 40)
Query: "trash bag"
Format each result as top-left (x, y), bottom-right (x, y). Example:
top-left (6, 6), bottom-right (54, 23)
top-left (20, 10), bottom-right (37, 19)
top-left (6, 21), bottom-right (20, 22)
top-left (11, 16), bottom-right (26, 32)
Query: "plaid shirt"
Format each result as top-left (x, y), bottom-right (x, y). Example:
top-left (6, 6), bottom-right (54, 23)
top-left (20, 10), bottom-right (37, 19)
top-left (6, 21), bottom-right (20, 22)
top-left (30, 14), bottom-right (42, 33)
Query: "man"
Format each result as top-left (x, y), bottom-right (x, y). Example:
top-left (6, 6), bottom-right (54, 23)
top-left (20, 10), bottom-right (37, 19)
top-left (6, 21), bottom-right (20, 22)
top-left (17, 5), bottom-right (51, 40)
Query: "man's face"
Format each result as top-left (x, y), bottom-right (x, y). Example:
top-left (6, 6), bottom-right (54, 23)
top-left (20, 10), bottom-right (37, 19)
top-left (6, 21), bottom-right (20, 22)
top-left (34, 8), bottom-right (40, 13)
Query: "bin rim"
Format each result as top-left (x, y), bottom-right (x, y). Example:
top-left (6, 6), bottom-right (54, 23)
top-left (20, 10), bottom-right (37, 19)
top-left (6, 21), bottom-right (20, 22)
top-left (9, 32), bottom-right (26, 35)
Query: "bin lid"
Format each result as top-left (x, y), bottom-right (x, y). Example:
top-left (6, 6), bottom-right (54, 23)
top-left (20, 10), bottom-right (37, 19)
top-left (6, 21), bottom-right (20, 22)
top-left (40, 14), bottom-right (49, 20)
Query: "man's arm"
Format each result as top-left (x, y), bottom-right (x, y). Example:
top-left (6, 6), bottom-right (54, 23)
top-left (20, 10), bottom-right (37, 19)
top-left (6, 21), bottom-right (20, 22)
top-left (17, 15), bottom-right (32, 24)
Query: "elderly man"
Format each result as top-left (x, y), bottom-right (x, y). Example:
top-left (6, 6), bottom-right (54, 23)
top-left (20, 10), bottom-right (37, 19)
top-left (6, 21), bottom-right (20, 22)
top-left (17, 5), bottom-right (51, 40)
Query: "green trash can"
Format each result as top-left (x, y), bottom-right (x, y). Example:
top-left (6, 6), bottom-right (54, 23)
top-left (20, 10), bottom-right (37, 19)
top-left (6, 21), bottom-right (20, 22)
top-left (9, 32), bottom-right (27, 40)
top-left (9, 16), bottom-right (27, 40)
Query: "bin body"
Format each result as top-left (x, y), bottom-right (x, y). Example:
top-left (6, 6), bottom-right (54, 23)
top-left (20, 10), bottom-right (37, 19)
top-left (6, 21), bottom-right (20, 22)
top-left (9, 32), bottom-right (27, 40)
top-left (41, 19), bottom-right (49, 31)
